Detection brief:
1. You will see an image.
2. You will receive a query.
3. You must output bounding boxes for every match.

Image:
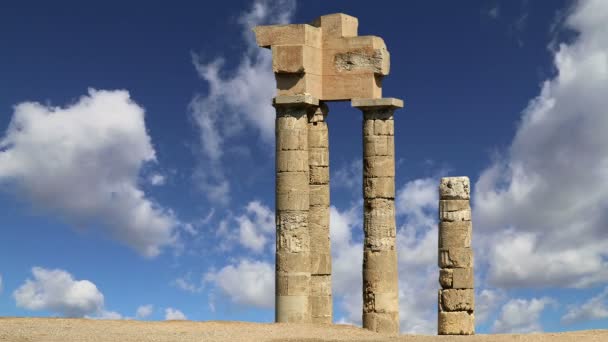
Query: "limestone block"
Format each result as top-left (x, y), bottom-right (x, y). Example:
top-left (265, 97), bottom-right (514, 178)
top-left (254, 24), bottom-right (322, 48)
top-left (364, 200), bottom-right (396, 235)
top-left (365, 236), bottom-right (396, 251)
top-left (439, 200), bottom-right (470, 212)
top-left (363, 156), bottom-right (395, 178)
top-left (309, 147), bottom-right (329, 167)
top-left (439, 221), bottom-right (472, 248)
top-left (274, 94), bottom-right (319, 107)
top-left (439, 247), bottom-right (473, 268)
top-left (309, 166), bottom-right (329, 184)
top-left (322, 73), bottom-right (382, 101)
top-left (363, 120), bottom-right (375, 136)
top-left (310, 295), bottom-right (332, 320)
top-left (276, 115), bottom-right (308, 130)
top-left (364, 135), bottom-right (392, 156)
top-left (363, 177), bottom-right (395, 199)
top-left (440, 208), bottom-right (471, 222)
top-left (276, 172), bottom-right (308, 192)
top-left (276, 251), bottom-right (311, 273)
top-left (452, 267), bottom-right (474, 289)
top-left (362, 312), bottom-right (399, 335)
top-left (272, 44), bottom-right (322, 75)
top-left (375, 119), bottom-right (395, 136)
top-left (277, 228), bottom-right (310, 253)
top-left (308, 125), bottom-right (328, 149)
top-left (276, 211), bottom-right (308, 232)
top-left (364, 291), bottom-right (399, 314)
top-left (440, 289), bottom-right (475, 312)
top-left (276, 128), bottom-right (307, 151)
top-left (276, 295), bottom-right (310, 323)
top-left (309, 227), bottom-right (330, 252)
top-left (276, 191), bottom-right (309, 211)
top-left (309, 184), bottom-right (330, 207)
top-left (310, 13), bottom-right (358, 39)
top-left (438, 311), bottom-right (474, 335)
top-left (363, 268), bottom-right (399, 294)
top-left (276, 73), bottom-right (322, 99)
top-left (352, 97), bottom-right (403, 109)
top-left (308, 205), bottom-right (329, 227)
top-left (439, 269), bottom-right (453, 288)
top-left (311, 253), bottom-right (331, 276)
top-left (439, 177), bottom-right (470, 200)
top-left (311, 275), bottom-right (332, 296)
top-left (277, 273), bottom-right (310, 296)
top-left (276, 151), bottom-right (308, 172)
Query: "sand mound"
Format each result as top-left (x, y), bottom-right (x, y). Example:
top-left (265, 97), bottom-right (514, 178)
top-left (0, 318), bottom-right (606, 342)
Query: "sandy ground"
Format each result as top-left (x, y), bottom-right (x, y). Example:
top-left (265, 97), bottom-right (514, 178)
top-left (0, 318), bottom-right (606, 342)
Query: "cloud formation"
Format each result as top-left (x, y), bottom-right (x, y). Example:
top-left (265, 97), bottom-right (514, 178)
top-left (164, 307), bottom-right (187, 320)
top-left (474, 0), bottom-right (608, 289)
top-left (136, 304), bottom-right (154, 319)
top-left (492, 297), bottom-right (554, 333)
top-left (561, 287), bottom-right (608, 324)
top-left (14, 267), bottom-right (104, 317)
top-left (0, 89), bottom-right (179, 257)
top-left (189, 0), bottom-right (296, 205)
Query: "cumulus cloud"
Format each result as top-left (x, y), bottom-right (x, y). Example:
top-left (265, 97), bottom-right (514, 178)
top-left (148, 173), bottom-right (166, 186)
top-left (204, 259), bottom-right (274, 309)
top-left (492, 297), bottom-right (554, 333)
top-left (14, 267), bottom-right (104, 317)
top-left (164, 308), bottom-right (187, 320)
top-left (476, 289), bottom-right (507, 324)
top-left (189, 0), bottom-right (296, 205)
top-left (0, 89), bottom-right (179, 257)
top-left (561, 287), bottom-right (608, 324)
top-left (236, 201), bottom-right (274, 253)
top-left (136, 304), bottom-right (154, 319)
top-left (332, 160), bottom-right (362, 191)
top-left (474, 0), bottom-right (608, 288)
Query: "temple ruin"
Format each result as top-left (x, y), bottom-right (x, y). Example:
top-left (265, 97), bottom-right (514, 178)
top-left (254, 13), bottom-right (474, 336)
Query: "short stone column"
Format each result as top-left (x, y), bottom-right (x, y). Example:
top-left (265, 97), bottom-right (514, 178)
top-left (274, 95), bottom-right (319, 323)
top-left (438, 177), bottom-right (475, 335)
top-left (308, 102), bottom-right (332, 324)
top-left (353, 98), bottom-right (403, 334)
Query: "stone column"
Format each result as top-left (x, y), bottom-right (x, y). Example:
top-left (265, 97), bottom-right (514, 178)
top-left (274, 94), bottom-right (319, 323)
top-left (353, 98), bottom-right (403, 335)
top-left (438, 177), bottom-right (475, 335)
top-left (307, 102), bottom-right (332, 324)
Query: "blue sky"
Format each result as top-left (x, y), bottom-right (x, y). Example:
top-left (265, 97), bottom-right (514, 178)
top-left (1, 0), bottom-right (607, 334)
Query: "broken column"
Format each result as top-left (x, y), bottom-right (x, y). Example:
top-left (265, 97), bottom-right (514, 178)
top-left (353, 98), bottom-right (403, 335)
top-left (274, 94), bottom-right (319, 323)
top-left (438, 177), bottom-right (475, 335)
top-left (308, 102), bottom-right (332, 324)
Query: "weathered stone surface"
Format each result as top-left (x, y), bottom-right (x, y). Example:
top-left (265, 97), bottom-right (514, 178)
top-left (309, 148), bottom-right (329, 166)
top-left (276, 151), bottom-right (308, 172)
top-left (310, 275), bottom-right (332, 296)
top-left (276, 73), bottom-right (323, 99)
top-left (362, 312), bottom-right (399, 335)
top-left (439, 208), bottom-right (471, 222)
top-left (308, 126), bottom-right (329, 149)
top-left (322, 74), bottom-right (382, 100)
top-left (309, 166), bottom-right (329, 184)
top-left (310, 253), bottom-right (331, 275)
top-left (440, 289), bottom-right (475, 312)
top-left (255, 24), bottom-right (322, 48)
top-left (277, 273), bottom-right (311, 296)
top-left (439, 268), bottom-right (453, 288)
top-left (274, 94), bottom-right (319, 106)
top-left (276, 211), bottom-right (308, 232)
top-left (277, 128), bottom-right (307, 151)
top-left (439, 247), bottom-right (473, 268)
top-left (352, 98), bottom-right (403, 109)
top-left (364, 291), bottom-right (399, 313)
top-left (438, 311), bottom-right (475, 335)
top-left (276, 295), bottom-right (311, 323)
top-left (364, 156), bottom-right (395, 178)
top-left (364, 135), bottom-right (394, 156)
top-left (277, 251), bottom-right (311, 273)
top-left (276, 192), bottom-right (309, 211)
top-left (452, 267), bottom-right (474, 289)
top-left (439, 177), bottom-right (470, 200)
top-left (310, 13), bottom-right (358, 39)
top-left (272, 44), bottom-right (322, 75)
top-left (276, 114), bottom-right (308, 130)
top-left (309, 184), bottom-right (329, 207)
top-left (310, 295), bottom-right (332, 323)
top-left (439, 221), bottom-right (472, 248)
top-left (363, 177), bottom-right (395, 199)
top-left (439, 200), bottom-right (470, 212)
top-left (277, 227), bottom-right (310, 253)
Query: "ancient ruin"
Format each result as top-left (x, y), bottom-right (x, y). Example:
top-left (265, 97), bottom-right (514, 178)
top-left (255, 13), bottom-right (476, 336)
top-left (438, 177), bottom-right (475, 335)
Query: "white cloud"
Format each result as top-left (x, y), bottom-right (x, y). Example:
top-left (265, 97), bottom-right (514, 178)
top-left (476, 289), bottom-right (507, 324)
top-left (0, 89), bottom-right (179, 258)
top-left (332, 160), bottom-right (362, 191)
top-left (173, 273), bottom-right (203, 294)
top-left (189, 0), bottom-right (296, 205)
top-left (0, 273), bottom-right (3, 294)
top-left (89, 310), bottom-right (124, 320)
top-left (204, 259), bottom-right (274, 309)
top-left (14, 267), bottom-right (104, 317)
top-left (492, 297), bottom-right (554, 333)
top-left (562, 287), bottom-right (608, 324)
top-left (236, 201), bottom-right (274, 253)
top-left (474, 0), bottom-right (608, 288)
top-left (148, 173), bottom-right (166, 186)
top-left (136, 304), bottom-right (154, 319)
top-left (164, 307), bottom-right (187, 320)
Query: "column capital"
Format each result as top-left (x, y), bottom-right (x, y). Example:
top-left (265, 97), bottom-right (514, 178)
top-left (351, 97), bottom-right (404, 110)
top-left (273, 94), bottom-right (319, 108)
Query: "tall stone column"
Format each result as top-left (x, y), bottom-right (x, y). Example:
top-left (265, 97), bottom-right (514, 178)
top-left (438, 177), bottom-right (475, 335)
top-left (308, 102), bottom-right (332, 324)
top-left (274, 94), bottom-right (318, 323)
top-left (353, 98), bottom-right (403, 335)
